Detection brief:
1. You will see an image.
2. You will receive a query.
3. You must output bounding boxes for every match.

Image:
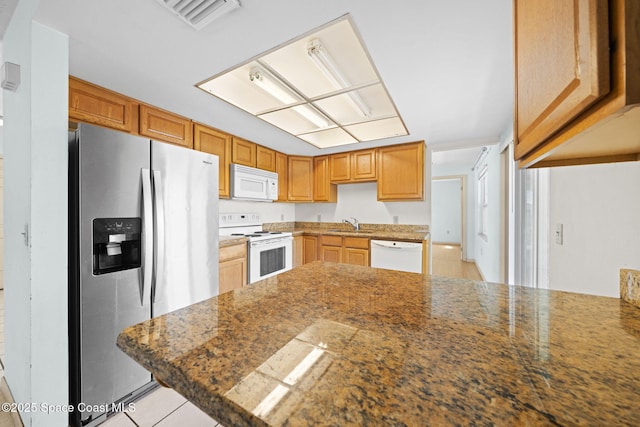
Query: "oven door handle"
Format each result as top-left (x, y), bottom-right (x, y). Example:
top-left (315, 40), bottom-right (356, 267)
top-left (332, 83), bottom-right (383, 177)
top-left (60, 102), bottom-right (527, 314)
top-left (250, 237), bottom-right (292, 248)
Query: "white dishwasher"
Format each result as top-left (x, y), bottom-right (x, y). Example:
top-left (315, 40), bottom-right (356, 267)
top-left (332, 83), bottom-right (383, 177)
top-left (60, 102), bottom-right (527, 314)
top-left (370, 240), bottom-right (423, 273)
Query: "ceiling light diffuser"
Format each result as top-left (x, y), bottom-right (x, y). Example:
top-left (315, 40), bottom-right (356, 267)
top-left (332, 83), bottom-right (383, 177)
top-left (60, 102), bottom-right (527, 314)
top-left (249, 66), bottom-right (330, 129)
top-left (307, 39), bottom-right (371, 118)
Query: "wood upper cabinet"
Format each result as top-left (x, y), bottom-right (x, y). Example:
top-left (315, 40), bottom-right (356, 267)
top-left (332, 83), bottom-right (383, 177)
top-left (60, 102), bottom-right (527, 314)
top-left (377, 142), bottom-right (424, 201)
top-left (139, 104), bottom-right (193, 148)
top-left (313, 156), bottom-right (337, 202)
top-left (515, 0), bottom-right (640, 167)
top-left (256, 145), bottom-right (276, 172)
top-left (352, 149), bottom-right (377, 181)
top-left (232, 137), bottom-right (257, 167)
top-left (329, 152), bottom-right (351, 182)
top-left (193, 124), bottom-right (231, 198)
top-left (219, 243), bottom-right (247, 295)
top-left (329, 149), bottom-right (376, 183)
top-left (302, 235), bottom-right (318, 264)
top-left (287, 156), bottom-right (314, 201)
top-left (69, 76), bottom-right (138, 133)
top-left (275, 152), bottom-right (288, 202)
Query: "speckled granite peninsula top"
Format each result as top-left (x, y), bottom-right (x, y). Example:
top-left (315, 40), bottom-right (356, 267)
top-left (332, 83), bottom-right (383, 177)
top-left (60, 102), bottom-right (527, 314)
top-left (118, 263), bottom-right (640, 426)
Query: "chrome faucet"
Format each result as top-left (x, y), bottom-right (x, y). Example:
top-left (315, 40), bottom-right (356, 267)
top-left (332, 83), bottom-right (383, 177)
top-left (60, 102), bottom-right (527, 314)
top-left (342, 217), bottom-right (359, 231)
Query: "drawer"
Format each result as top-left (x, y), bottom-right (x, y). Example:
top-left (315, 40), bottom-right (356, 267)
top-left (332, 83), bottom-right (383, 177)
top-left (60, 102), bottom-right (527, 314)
top-left (344, 237), bottom-right (369, 249)
top-left (219, 243), bottom-right (247, 263)
top-left (320, 235), bottom-right (342, 247)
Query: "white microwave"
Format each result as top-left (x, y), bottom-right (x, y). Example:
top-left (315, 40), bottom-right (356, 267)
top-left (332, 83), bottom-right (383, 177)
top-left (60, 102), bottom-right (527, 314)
top-left (230, 163), bottom-right (278, 202)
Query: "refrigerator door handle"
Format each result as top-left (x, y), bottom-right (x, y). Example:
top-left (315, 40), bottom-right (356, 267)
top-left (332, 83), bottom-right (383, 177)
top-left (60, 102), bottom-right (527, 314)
top-left (152, 169), bottom-right (166, 304)
top-left (141, 169), bottom-right (153, 306)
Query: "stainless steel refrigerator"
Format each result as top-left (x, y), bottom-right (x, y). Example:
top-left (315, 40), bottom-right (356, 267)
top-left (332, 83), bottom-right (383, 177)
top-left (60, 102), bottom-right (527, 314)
top-left (69, 123), bottom-right (219, 427)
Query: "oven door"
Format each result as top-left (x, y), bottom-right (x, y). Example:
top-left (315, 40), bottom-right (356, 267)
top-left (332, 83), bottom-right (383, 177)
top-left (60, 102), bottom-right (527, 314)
top-left (248, 236), bottom-right (293, 284)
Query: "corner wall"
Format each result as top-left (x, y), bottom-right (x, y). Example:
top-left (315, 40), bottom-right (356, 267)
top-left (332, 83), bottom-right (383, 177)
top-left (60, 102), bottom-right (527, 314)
top-left (4, 1), bottom-right (69, 424)
top-left (548, 161), bottom-right (640, 297)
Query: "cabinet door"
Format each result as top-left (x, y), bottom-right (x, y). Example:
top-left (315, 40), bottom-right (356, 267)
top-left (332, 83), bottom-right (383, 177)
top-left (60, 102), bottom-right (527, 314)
top-left (377, 142), bottom-right (424, 201)
top-left (219, 243), bottom-right (247, 294)
top-left (232, 137), bottom-right (257, 167)
top-left (293, 235), bottom-right (303, 268)
top-left (288, 156), bottom-right (314, 201)
top-left (139, 104), bottom-right (193, 148)
top-left (303, 235), bottom-right (318, 264)
top-left (344, 248), bottom-right (369, 266)
top-left (256, 146), bottom-right (276, 172)
top-left (514, 0), bottom-right (610, 158)
top-left (313, 156), bottom-right (337, 202)
top-left (193, 124), bottom-right (231, 198)
top-left (329, 153), bottom-right (351, 182)
top-left (219, 258), bottom-right (246, 294)
top-left (352, 149), bottom-right (376, 181)
top-left (69, 76), bottom-right (137, 133)
top-left (275, 152), bottom-right (288, 202)
top-left (321, 246), bottom-right (342, 263)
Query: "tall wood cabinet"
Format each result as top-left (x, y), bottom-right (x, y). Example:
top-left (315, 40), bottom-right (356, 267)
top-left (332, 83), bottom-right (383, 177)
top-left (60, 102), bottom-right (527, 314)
top-left (515, 0), bottom-right (640, 167)
top-left (193, 124), bottom-right (232, 198)
top-left (275, 152), bottom-right (288, 202)
top-left (377, 142), bottom-right (424, 201)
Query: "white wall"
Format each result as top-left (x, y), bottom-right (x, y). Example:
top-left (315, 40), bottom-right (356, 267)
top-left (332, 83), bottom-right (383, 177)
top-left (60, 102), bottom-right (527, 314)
top-left (473, 145), bottom-right (501, 282)
top-left (220, 199), bottom-right (295, 223)
top-left (549, 161), bottom-right (640, 297)
top-left (4, 2), bottom-right (69, 425)
top-left (431, 179), bottom-right (462, 243)
top-left (432, 163), bottom-right (476, 260)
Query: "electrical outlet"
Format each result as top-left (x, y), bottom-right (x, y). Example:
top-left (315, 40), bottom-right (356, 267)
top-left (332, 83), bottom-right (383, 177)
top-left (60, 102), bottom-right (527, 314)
top-left (555, 223), bottom-right (564, 245)
top-left (317, 214), bottom-right (321, 222)
top-left (280, 214), bottom-right (284, 221)
top-left (393, 215), bottom-right (399, 224)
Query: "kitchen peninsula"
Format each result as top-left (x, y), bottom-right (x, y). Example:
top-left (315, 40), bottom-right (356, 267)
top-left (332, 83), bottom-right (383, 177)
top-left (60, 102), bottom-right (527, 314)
top-left (117, 262), bottom-right (640, 426)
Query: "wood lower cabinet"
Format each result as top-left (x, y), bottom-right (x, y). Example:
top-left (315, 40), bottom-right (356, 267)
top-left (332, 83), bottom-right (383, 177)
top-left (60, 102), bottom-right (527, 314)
top-left (293, 235), bottom-right (303, 268)
top-left (219, 243), bottom-right (247, 295)
top-left (313, 156), bottom-right (337, 202)
top-left (275, 152), bottom-right (288, 202)
top-left (319, 235), bottom-right (369, 266)
top-left (288, 156), bottom-right (314, 202)
top-left (139, 104), bottom-right (193, 148)
top-left (232, 137), bottom-right (257, 167)
top-left (302, 235), bottom-right (318, 264)
top-left (343, 237), bottom-right (370, 266)
top-left (515, 0), bottom-right (640, 167)
top-left (377, 142), bottom-right (424, 201)
top-left (193, 124), bottom-right (232, 198)
top-left (69, 76), bottom-right (138, 133)
top-left (256, 146), bottom-right (276, 172)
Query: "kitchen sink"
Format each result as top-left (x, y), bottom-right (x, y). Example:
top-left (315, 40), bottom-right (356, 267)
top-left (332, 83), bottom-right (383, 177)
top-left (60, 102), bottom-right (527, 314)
top-left (326, 229), bottom-right (373, 233)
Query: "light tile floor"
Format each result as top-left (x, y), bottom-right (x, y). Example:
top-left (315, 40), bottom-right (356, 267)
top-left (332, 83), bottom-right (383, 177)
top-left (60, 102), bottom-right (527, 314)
top-left (101, 386), bottom-right (222, 427)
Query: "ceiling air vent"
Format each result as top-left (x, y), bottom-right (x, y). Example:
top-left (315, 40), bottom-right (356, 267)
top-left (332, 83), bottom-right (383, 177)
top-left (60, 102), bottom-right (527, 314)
top-left (156, 0), bottom-right (240, 30)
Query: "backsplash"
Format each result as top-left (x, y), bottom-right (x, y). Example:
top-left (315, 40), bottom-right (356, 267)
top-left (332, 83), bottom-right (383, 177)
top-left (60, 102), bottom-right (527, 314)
top-left (620, 269), bottom-right (640, 308)
top-left (263, 221), bottom-right (429, 233)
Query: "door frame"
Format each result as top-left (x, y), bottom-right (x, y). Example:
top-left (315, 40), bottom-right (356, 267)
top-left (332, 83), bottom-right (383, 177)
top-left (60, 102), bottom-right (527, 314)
top-left (432, 175), bottom-right (467, 261)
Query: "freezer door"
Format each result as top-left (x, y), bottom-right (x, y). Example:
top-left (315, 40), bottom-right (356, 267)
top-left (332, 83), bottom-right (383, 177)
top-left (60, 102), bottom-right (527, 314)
top-left (151, 141), bottom-right (219, 316)
top-left (76, 124), bottom-right (152, 422)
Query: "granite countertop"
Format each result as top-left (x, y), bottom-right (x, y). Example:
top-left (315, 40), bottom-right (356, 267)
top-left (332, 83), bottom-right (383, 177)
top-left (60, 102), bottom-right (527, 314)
top-left (264, 221), bottom-right (430, 242)
top-left (219, 235), bottom-right (248, 248)
top-left (117, 262), bottom-right (640, 426)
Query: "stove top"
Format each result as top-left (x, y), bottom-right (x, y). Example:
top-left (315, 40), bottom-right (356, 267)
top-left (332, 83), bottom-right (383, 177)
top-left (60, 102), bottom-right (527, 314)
top-left (219, 213), bottom-right (291, 242)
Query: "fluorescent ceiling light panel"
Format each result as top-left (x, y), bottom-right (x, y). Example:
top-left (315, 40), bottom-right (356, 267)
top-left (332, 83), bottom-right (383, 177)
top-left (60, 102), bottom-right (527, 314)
top-left (156, 0), bottom-right (240, 29)
top-left (196, 15), bottom-right (408, 148)
top-left (249, 66), bottom-right (330, 129)
top-left (307, 39), bottom-right (371, 118)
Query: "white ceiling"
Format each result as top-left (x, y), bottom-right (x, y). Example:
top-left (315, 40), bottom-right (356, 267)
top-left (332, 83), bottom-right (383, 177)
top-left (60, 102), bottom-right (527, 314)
top-left (31, 0), bottom-right (513, 156)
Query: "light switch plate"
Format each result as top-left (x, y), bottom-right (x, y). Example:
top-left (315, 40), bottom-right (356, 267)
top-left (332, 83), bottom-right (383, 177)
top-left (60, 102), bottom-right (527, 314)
top-left (555, 223), bottom-right (563, 245)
